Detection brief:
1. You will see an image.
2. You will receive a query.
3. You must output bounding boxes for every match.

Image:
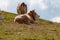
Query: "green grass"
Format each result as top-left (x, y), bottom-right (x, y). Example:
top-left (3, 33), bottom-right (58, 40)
top-left (0, 11), bottom-right (60, 40)
top-left (1, 11), bottom-right (17, 23)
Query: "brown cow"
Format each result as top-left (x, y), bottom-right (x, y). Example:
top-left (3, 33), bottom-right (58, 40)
top-left (17, 2), bottom-right (27, 14)
top-left (14, 10), bottom-right (40, 24)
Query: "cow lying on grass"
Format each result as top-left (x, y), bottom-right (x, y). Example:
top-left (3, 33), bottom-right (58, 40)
top-left (14, 10), bottom-right (39, 25)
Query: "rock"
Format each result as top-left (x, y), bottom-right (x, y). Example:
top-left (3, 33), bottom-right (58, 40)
top-left (0, 13), bottom-right (3, 20)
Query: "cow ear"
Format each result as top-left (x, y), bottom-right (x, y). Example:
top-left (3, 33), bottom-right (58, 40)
top-left (32, 9), bottom-right (35, 12)
top-left (22, 2), bottom-right (24, 4)
top-left (30, 11), bottom-right (32, 13)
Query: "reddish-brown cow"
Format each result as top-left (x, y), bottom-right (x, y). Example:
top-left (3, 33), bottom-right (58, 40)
top-left (14, 10), bottom-right (39, 24)
top-left (17, 2), bottom-right (27, 14)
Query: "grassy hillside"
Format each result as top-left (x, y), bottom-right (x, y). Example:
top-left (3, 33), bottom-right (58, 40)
top-left (1, 11), bottom-right (17, 23)
top-left (0, 11), bottom-right (60, 40)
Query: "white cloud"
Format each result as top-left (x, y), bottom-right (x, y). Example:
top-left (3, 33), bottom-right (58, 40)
top-left (0, 0), bottom-right (48, 12)
top-left (0, 0), bottom-right (9, 11)
top-left (50, 17), bottom-right (60, 23)
top-left (46, 0), bottom-right (60, 8)
top-left (29, 0), bottom-right (48, 10)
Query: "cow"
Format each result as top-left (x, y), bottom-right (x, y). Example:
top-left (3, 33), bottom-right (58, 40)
top-left (14, 10), bottom-right (40, 25)
top-left (17, 2), bottom-right (27, 14)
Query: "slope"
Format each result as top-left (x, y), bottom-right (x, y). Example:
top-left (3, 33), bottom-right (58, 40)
top-left (0, 11), bottom-right (60, 40)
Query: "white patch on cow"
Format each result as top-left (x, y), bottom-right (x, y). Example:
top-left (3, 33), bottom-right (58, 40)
top-left (25, 14), bottom-right (34, 21)
top-left (14, 13), bottom-right (35, 23)
top-left (14, 14), bottom-right (25, 22)
top-left (15, 14), bottom-right (25, 19)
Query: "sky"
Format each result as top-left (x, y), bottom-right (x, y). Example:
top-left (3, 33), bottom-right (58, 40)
top-left (0, 0), bottom-right (60, 23)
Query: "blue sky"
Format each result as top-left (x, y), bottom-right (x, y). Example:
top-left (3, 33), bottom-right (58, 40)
top-left (0, 0), bottom-right (60, 23)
